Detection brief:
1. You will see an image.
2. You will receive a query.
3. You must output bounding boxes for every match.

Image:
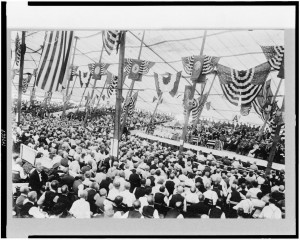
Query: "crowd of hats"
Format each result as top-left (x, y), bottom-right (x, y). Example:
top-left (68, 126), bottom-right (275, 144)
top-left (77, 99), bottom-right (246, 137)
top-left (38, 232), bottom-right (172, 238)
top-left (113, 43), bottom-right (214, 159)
top-left (12, 107), bottom-right (285, 219)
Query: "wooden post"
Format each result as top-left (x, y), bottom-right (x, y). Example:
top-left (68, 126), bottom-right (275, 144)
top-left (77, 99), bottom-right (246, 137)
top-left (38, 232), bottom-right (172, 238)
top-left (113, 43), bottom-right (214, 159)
top-left (146, 94), bottom-right (162, 134)
top-left (111, 31), bottom-right (126, 159)
top-left (179, 30), bottom-right (207, 154)
top-left (194, 72), bottom-right (217, 126)
top-left (83, 46), bottom-right (105, 126)
top-left (62, 36), bottom-right (79, 119)
top-left (17, 31), bottom-right (26, 124)
top-left (119, 30), bottom-right (145, 139)
top-left (259, 78), bottom-right (283, 135)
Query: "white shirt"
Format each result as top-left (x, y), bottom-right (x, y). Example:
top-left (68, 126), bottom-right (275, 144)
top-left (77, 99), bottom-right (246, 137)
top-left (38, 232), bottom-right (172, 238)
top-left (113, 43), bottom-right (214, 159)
top-left (259, 204), bottom-right (282, 219)
top-left (248, 188), bottom-right (262, 199)
top-left (119, 190), bottom-right (136, 207)
top-left (107, 188), bottom-right (121, 201)
top-left (185, 192), bottom-right (199, 204)
top-left (69, 198), bottom-right (91, 218)
top-left (233, 199), bottom-right (254, 214)
top-left (203, 189), bottom-right (218, 205)
top-left (12, 163), bottom-right (27, 179)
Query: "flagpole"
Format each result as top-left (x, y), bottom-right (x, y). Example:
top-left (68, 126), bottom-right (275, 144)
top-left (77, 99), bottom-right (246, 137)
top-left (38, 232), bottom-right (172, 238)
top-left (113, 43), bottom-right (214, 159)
top-left (95, 75), bottom-right (109, 110)
top-left (62, 36), bottom-right (79, 119)
top-left (146, 94), bottom-right (162, 134)
top-left (119, 30), bottom-right (145, 139)
top-left (30, 70), bottom-right (37, 106)
top-left (179, 30), bottom-right (207, 154)
top-left (111, 31), bottom-right (126, 159)
top-left (194, 72), bottom-right (217, 127)
top-left (17, 31), bottom-right (26, 124)
top-left (76, 84), bottom-right (88, 113)
top-left (83, 45), bottom-right (105, 126)
top-left (259, 78), bottom-right (283, 136)
top-left (265, 97), bottom-right (285, 176)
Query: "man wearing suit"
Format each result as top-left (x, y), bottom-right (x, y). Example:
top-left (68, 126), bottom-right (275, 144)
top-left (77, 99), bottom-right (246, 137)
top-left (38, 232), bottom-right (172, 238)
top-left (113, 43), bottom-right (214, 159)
top-left (28, 162), bottom-right (48, 196)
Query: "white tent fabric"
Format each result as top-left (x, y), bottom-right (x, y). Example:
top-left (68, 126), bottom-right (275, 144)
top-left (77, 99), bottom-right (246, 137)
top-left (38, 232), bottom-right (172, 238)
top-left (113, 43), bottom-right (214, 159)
top-left (10, 30), bottom-right (284, 125)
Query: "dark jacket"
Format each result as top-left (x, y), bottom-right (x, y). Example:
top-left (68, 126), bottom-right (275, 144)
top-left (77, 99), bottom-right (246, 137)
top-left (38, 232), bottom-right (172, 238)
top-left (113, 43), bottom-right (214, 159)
top-left (28, 169), bottom-right (48, 193)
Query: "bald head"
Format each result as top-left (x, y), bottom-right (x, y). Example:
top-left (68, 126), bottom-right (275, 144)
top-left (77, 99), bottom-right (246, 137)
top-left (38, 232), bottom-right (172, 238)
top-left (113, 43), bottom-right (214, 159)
top-left (177, 186), bottom-right (184, 194)
top-left (147, 195), bottom-right (154, 205)
top-left (20, 186), bottom-right (29, 195)
top-left (133, 200), bottom-right (141, 210)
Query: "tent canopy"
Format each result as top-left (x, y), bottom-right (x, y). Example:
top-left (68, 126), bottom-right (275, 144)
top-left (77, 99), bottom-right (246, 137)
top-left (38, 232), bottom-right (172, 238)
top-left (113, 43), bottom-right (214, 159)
top-left (11, 29), bottom-right (284, 125)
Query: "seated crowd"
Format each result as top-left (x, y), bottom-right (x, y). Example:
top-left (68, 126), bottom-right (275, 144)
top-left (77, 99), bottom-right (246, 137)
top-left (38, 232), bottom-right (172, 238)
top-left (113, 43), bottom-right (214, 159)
top-left (12, 109), bottom-right (285, 219)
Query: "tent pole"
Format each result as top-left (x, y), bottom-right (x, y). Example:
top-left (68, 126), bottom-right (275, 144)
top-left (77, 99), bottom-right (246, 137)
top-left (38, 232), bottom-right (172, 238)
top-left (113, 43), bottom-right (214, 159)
top-left (111, 31), bottom-right (126, 159)
top-left (62, 36), bottom-right (79, 119)
top-left (119, 30), bottom-right (145, 139)
top-left (83, 45), bottom-right (105, 126)
top-left (179, 30), bottom-right (207, 154)
top-left (95, 75), bottom-right (109, 110)
top-left (146, 93), bottom-right (163, 134)
top-left (76, 84), bottom-right (88, 113)
top-left (194, 72), bottom-right (217, 127)
top-left (17, 31), bottom-right (26, 124)
top-left (259, 78), bottom-right (283, 136)
top-left (265, 97), bottom-right (285, 176)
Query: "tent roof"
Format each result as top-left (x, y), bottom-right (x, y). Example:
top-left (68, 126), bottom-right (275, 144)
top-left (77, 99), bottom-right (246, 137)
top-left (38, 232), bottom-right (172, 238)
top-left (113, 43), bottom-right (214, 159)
top-left (11, 29), bottom-right (284, 125)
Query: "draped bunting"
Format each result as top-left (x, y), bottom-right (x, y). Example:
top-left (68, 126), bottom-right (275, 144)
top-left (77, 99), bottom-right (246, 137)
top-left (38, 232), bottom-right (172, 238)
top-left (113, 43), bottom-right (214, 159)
top-left (120, 92), bottom-right (138, 124)
top-left (183, 92), bottom-right (208, 125)
top-left (78, 70), bottom-right (91, 88)
top-left (154, 71), bottom-right (182, 97)
top-left (88, 63), bottom-right (110, 80)
top-left (261, 45), bottom-right (284, 71)
top-left (252, 80), bottom-right (272, 121)
top-left (217, 62), bottom-right (271, 106)
top-left (124, 58), bottom-right (155, 81)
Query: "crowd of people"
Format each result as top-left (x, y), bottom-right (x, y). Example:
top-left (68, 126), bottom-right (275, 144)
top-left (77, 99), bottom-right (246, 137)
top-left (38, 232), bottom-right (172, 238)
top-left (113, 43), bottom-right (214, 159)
top-left (150, 120), bottom-right (285, 163)
top-left (12, 107), bottom-right (285, 219)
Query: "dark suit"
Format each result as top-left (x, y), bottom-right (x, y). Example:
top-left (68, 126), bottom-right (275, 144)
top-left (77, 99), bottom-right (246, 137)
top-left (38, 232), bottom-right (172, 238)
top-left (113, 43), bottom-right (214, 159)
top-left (28, 169), bottom-right (48, 193)
top-left (188, 202), bottom-right (210, 216)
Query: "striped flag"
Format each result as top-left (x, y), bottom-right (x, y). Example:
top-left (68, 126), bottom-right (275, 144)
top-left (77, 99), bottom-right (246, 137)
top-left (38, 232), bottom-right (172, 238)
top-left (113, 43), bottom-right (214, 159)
top-left (106, 72), bottom-right (118, 98)
top-left (120, 92), bottom-right (138, 123)
top-left (15, 33), bottom-right (21, 66)
top-left (70, 65), bottom-right (78, 80)
top-left (217, 62), bottom-right (271, 106)
top-left (22, 74), bottom-right (32, 93)
top-left (124, 58), bottom-right (155, 81)
top-left (183, 97), bottom-right (202, 124)
top-left (36, 31), bottom-right (74, 93)
top-left (102, 30), bottom-right (119, 55)
top-left (252, 80), bottom-right (272, 121)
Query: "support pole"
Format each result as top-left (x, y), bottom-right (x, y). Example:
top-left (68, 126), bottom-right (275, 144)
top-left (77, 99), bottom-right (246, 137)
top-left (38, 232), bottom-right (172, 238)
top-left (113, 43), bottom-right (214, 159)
top-left (146, 94), bottom-right (162, 134)
top-left (259, 78), bottom-right (283, 136)
top-left (194, 72), bottom-right (217, 126)
top-left (62, 36), bottom-right (79, 119)
top-left (265, 97), bottom-right (285, 176)
top-left (95, 75), bottom-right (109, 110)
top-left (119, 30), bottom-right (145, 139)
top-left (111, 31), bottom-right (126, 159)
top-left (76, 85), bottom-right (88, 113)
top-left (179, 30), bottom-right (207, 154)
top-left (83, 45), bottom-right (105, 126)
top-left (17, 31), bottom-right (26, 124)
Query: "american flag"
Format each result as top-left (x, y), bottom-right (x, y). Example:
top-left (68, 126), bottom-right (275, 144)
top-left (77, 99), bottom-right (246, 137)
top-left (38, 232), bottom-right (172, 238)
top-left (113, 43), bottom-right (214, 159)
top-left (124, 58), bottom-right (155, 75)
top-left (70, 65), bottom-right (79, 79)
top-left (22, 74), bottom-right (32, 93)
top-left (120, 92), bottom-right (138, 124)
top-left (36, 31), bottom-right (74, 92)
top-left (182, 55), bottom-right (220, 76)
top-left (106, 72), bottom-right (118, 98)
top-left (102, 30), bottom-right (119, 55)
top-left (15, 33), bottom-right (21, 66)
top-left (88, 63), bottom-right (110, 79)
top-left (240, 104), bottom-right (252, 116)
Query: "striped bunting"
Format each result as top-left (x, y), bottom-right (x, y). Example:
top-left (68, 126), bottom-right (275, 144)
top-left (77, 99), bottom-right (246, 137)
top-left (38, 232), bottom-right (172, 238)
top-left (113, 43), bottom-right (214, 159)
top-left (261, 46), bottom-right (284, 71)
top-left (15, 33), bottom-right (21, 66)
top-left (102, 30), bottom-right (119, 55)
top-left (120, 92), bottom-right (138, 124)
top-left (123, 58), bottom-right (155, 75)
top-left (217, 63), bottom-right (270, 106)
top-left (70, 65), bottom-right (78, 77)
top-left (182, 55), bottom-right (220, 76)
top-left (88, 63), bottom-right (110, 79)
top-left (183, 97), bottom-right (201, 124)
top-left (36, 31), bottom-right (74, 92)
top-left (106, 72), bottom-right (118, 98)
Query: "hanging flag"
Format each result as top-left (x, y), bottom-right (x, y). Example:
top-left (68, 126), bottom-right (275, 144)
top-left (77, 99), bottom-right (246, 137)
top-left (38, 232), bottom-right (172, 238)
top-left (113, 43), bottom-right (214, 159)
top-left (182, 55), bottom-right (219, 83)
top-left (261, 46), bottom-right (284, 73)
top-left (22, 73), bottom-right (32, 93)
top-left (232, 115), bottom-right (239, 122)
top-left (154, 71), bottom-right (182, 97)
top-left (106, 71), bottom-right (118, 98)
top-left (36, 31), bottom-right (74, 92)
top-left (124, 58), bottom-right (155, 81)
top-left (85, 92), bottom-right (91, 107)
top-left (102, 30), bottom-right (119, 55)
top-left (15, 33), bottom-right (21, 66)
top-left (183, 97), bottom-right (201, 124)
top-left (121, 92), bottom-right (139, 123)
top-left (206, 101), bottom-right (211, 111)
top-left (153, 96), bottom-right (157, 103)
top-left (88, 63), bottom-right (110, 80)
top-left (252, 80), bottom-right (272, 121)
top-left (102, 95), bottom-right (105, 101)
top-left (183, 85), bottom-right (194, 110)
top-left (70, 65), bottom-right (79, 80)
top-left (240, 103), bottom-right (252, 116)
top-left (43, 91), bottom-right (52, 105)
top-left (217, 62), bottom-right (271, 106)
